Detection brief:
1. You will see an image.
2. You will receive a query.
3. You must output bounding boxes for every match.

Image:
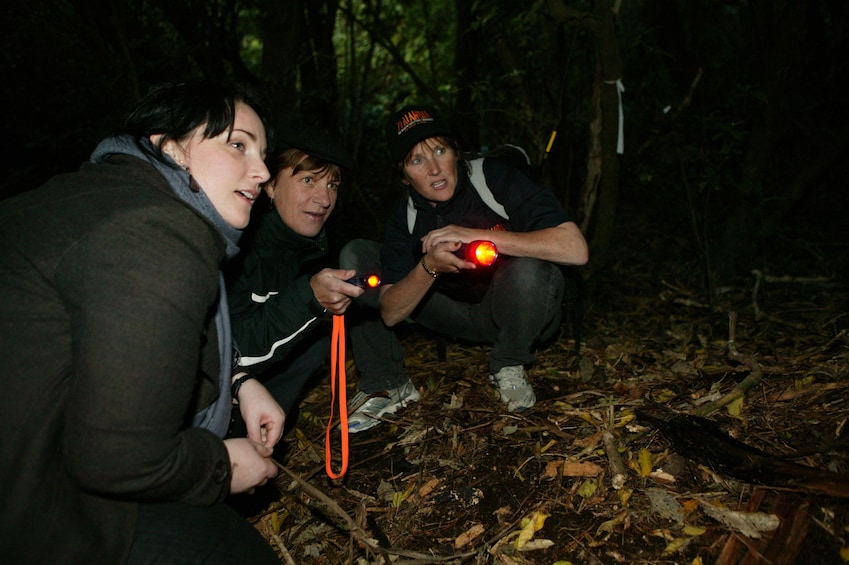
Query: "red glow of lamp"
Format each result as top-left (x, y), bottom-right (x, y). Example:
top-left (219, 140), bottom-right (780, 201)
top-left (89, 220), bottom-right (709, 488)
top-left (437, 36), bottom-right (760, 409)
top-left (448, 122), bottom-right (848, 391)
top-left (456, 240), bottom-right (498, 266)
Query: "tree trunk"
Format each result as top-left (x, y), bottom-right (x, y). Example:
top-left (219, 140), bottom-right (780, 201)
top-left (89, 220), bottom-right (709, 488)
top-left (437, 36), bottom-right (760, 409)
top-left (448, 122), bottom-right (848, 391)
top-left (302, 0), bottom-right (341, 131)
top-left (713, 0), bottom-right (805, 284)
top-left (261, 0), bottom-right (303, 121)
top-left (548, 0), bottom-right (623, 277)
top-left (453, 0), bottom-right (480, 150)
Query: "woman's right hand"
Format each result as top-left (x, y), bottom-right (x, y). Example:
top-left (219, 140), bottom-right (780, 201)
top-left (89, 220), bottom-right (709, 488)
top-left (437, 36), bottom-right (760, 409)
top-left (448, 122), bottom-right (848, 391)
top-left (310, 268), bottom-right (363, 314)
top-left (223, 438), bottom-right (278, 494)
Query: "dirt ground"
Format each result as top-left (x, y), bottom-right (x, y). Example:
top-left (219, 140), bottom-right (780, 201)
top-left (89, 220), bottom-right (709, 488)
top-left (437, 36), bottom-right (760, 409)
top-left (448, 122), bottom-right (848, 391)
top-left (235, 210), bottom-right (849, 564)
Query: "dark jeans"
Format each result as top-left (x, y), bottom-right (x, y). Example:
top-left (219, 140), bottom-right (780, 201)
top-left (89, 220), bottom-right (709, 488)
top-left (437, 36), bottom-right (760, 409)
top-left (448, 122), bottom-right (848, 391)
top-left (340, 239), bottom-right (565, 375)
top-left (340, 239), bottom-right (410, 394)
top-left (126, 502), bottom-right (279, 564)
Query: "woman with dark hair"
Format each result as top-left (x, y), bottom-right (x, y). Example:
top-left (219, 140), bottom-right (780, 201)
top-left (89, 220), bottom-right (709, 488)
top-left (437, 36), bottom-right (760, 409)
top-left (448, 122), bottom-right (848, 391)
top-left (0, 80), bottom-right (284, 563)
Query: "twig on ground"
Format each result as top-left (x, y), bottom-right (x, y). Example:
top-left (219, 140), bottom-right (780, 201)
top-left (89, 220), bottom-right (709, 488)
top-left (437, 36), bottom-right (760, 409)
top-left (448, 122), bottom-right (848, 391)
top-left (273, 460), bottom-right (476, 563)
top-left (602, 431), bottom-right (627, 489)
top-left (694, 311), bottom-right (763, 417)
top-left (751, 269), bottom-right (832, 328)
top-left (751, 270), bottom-right (764, 321)
top-left (271, 534), bottom-right (297, 565)
top-left (273, 461), bottom-right (377, 545)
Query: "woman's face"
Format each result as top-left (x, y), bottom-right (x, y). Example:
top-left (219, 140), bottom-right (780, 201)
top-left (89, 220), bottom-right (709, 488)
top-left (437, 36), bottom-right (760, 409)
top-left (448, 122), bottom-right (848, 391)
top-left (265, 160), bottom-right (339, 238)
top-left (163, 101), bottom-right (270, 229)
top-left (401, 137), bottom-right (459, 205)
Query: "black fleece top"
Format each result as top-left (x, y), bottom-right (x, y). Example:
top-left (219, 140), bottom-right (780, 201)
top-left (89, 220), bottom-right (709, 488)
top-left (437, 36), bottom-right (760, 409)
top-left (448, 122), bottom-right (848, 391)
top-left (0, 154), bottom-right (232, 563)
top-left (381, 157), bottom-right (572, 302)
top-left (227, 209), bottom-right (330, 371)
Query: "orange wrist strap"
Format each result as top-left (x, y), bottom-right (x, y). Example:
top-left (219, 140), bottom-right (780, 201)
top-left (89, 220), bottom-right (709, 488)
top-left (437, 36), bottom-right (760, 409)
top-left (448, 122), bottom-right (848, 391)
top-left (325, 314), bottom-right (349, 478)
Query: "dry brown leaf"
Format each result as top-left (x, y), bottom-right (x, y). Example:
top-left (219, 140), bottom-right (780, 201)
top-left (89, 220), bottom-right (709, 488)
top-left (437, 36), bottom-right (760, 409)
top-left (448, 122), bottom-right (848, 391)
top-left (544, 460), bottom-right (604, 477)
top-left (418, 478), bottom-right (440, 498)
top-left (454, 523), bottom-right (485, 549)
top-left (517, 539), bottom-right (554, 551)
top-left (573, 428), bottom-right (605, 449)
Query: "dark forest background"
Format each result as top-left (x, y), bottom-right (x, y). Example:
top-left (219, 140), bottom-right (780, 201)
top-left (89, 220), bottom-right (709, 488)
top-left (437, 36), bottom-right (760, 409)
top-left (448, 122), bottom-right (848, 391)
top-left (2, 0), bottom-right (847, 293)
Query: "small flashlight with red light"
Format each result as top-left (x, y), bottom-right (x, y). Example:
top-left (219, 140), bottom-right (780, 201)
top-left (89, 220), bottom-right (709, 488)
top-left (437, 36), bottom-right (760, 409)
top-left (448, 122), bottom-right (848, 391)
top-left (455, 240), bottom-right (498, 267)
top-left (344, 274), bottom-right (381, 289)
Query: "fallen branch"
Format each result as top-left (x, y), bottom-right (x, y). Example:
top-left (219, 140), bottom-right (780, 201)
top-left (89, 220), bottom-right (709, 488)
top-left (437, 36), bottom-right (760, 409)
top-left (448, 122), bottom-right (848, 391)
top-left (751, 270), bottom-right (831, 327)
top-left (694, 311), bottom-right (763, 417)
top-left (767, 380), bottom-right (849, 402)
top-left (602, 431), bottom-right (627, 489)
top-left (637, 407), bottom-right (849, 498)
top-left (271, 534), bottom-right (297, 565)
top-left (273, 461), bottom-right (476, 563)
top-left (754, 269), bottom-right (833, 285)
top-left (274, 462), bottom-right (379, 549)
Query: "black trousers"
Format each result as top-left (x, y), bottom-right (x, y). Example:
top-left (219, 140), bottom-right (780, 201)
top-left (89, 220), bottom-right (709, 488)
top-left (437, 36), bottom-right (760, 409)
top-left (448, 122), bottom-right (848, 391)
top-left (125, 501), bottom-right (279, 564)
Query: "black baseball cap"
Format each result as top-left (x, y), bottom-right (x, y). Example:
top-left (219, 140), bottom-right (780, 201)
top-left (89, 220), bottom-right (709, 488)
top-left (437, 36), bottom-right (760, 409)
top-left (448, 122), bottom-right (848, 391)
top-left (384, 105), bottom-right (456, 163)
top-left (275, 122), bottom-right (358, 173)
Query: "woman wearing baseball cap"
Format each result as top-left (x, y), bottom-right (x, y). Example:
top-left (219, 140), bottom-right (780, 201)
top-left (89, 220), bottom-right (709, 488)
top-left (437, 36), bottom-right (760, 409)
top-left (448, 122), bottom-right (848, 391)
top-left (345, 103), bottom-right (589, 418)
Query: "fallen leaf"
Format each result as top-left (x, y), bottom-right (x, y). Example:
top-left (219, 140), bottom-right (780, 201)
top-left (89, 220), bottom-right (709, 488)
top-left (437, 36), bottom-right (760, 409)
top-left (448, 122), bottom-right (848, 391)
top-left (681, 499), bottom-right (699, 513)
top-left (647, 488), bottom-right (685, 525)
top-left (517, 539), bottom-right (554, 551)
top-left (573, 428), bottom-right (605, 448)
top-left (596, 509), bottom-right (629, 537)
top-left (618, 487), bottom-right (632, 507)
top-left (637, 448), bottom-right (653, 477)
top-left (391, 484), bottom-right (414, 508)
top-left (418, 478), bottom-right (440, 498)
top-left (683, 525), bottom-right (706, 536)
top-left (544, 460), bottom-right (603, 477)
top-left (649, 468), bottom-right (676, 483)
top-left (515, 511), bottom-right (549, 549)
top-left (662, 536), bottom-right (693, 555)
top-left (445, 393), bottom-right (463, 409)
top-left (502, 425), bottom-right (518, 435)
top-left (615, 413), bottom-right (636, 428)
top-left (726, 396), bottom-right (744, 418)
top-left (539, 439), bottom-right (557, 453)
top-left (699, 500), bottom-right (779, 538)
top-left (577, 478), bottom-right (597, 498)
top-left (454, 523), bottom-right (485, 549)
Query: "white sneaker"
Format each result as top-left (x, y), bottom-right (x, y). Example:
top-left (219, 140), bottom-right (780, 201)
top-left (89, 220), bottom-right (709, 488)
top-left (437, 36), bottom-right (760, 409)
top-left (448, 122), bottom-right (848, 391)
top-left (490, 366), bottom-right (536, 412)
top-left (347, 379), bottom-right (421, 433)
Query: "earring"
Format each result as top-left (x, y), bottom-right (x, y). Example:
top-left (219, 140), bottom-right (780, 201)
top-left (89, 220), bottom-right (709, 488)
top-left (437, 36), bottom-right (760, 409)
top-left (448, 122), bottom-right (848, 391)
top-left (164, 148), bottom-right (188, 172)
top-left (174, 156), bottom-right (188, 171)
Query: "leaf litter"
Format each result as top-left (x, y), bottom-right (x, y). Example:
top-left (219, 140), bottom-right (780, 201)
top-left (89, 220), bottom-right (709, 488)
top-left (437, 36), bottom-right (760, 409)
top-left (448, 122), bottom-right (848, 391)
top-left (234, 216), bottom-right (849, 564)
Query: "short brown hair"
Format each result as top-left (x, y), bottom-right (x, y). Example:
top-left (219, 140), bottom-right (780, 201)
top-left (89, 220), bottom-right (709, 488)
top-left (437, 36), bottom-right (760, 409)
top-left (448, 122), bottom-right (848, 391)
top-left (268, 148), bottom-right (343, 186)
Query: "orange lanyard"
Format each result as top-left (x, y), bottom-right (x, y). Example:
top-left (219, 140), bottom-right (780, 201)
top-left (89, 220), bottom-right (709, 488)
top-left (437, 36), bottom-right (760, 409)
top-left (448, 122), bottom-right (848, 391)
top-left (325, 314), bottom-right (349, 478)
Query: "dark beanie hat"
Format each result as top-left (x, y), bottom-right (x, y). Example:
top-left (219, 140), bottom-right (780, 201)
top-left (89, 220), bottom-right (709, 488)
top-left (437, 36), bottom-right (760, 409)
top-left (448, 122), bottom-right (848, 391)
top-left (275, 122), bottom-right (358, 173)
top-left (384, 105), bottom-right (455, 163)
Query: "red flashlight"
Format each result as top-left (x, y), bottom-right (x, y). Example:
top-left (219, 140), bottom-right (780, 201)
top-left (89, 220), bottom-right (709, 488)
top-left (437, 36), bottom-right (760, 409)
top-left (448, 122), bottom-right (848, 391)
top-left (345, 274), bottom-right (381, 288)
top-left (456, 240), bottom-right (498, 267)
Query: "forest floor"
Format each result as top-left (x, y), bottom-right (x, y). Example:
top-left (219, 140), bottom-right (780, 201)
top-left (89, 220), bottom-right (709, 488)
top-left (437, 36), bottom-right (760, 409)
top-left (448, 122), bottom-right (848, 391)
top-left (236, 208), bottom-right (849, 564)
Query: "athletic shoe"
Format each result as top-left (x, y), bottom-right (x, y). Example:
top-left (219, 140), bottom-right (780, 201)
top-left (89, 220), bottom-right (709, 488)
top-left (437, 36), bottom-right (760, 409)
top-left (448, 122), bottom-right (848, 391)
top-left (347, 379), bottom-right (421, 433)
top-left (490, 365), bottom-right (536, 411)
